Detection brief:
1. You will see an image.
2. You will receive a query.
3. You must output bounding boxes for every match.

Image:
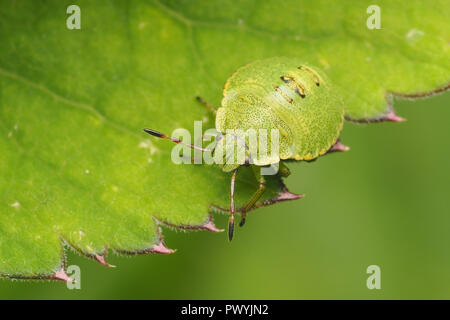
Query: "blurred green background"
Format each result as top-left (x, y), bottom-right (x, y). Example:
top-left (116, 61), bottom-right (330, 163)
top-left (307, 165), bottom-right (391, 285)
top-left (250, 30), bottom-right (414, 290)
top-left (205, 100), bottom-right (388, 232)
top-left (1, 92), bottom-right (449, 299)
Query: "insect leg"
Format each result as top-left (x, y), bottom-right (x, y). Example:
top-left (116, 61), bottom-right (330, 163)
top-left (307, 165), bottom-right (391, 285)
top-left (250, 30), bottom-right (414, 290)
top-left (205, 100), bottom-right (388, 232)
top-left (143, 128), bottom-right (213, 152)
top-left (239, 167), bottom-right (266, 227)
top-left (196, 96), bottom-right (217, 115)
top-left (279, 161), bottom-right (291, 177)
top-left (228, 169), bottom-right (238, 241)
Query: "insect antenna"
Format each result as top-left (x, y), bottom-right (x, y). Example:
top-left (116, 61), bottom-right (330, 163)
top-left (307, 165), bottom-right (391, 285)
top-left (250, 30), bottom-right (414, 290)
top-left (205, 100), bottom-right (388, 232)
top-left (143, 128), bottom-right (213, 152)
top-left (228, 169), bottom-right (238, 242)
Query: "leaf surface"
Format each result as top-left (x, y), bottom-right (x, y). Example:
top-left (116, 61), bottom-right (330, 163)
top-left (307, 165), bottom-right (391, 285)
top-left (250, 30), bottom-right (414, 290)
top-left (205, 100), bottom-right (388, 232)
top-left (0, 0), bottom-right (448, 278)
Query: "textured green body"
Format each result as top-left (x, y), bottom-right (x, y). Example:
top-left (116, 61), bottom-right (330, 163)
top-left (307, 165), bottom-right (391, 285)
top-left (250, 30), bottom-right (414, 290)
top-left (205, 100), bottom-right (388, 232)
top-left (215, 57), bottom-right (344, 172)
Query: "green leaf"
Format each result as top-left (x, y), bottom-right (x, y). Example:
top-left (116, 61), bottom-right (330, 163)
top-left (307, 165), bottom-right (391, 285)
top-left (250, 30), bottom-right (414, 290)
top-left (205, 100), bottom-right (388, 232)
top-left (0, 0), bottom-right (448, 279)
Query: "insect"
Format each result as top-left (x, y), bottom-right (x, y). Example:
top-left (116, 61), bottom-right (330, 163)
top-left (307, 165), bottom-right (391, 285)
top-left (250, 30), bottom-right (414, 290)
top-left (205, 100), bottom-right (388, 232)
top-left (144, 57), bottom-right (348, 241)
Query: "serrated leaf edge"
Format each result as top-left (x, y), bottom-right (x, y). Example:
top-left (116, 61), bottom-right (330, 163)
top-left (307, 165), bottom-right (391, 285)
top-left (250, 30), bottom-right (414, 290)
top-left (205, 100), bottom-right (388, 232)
top-left (345, 83), bottom-right (450, 123)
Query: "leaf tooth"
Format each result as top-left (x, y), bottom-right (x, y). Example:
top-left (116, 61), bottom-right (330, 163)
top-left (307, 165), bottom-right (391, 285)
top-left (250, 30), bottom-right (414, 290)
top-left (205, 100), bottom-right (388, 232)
top-left (345, 110), bottom-right (407, 123)
top-left (60, 236), bottom-right (115, 268)
top-left (150, 225), bottom-right (176, 254)
top-left (108, 226), bottom-right (176, 256)
top-left (52, 268), bottom-right (73, 283)
top-left (345, 96), bottom-right (407, 123)
top-left (383, 110), bottom-right (406, 122)
top-left (202, 219), bottom-right (224, 233)
top-left (328, 139), bottom-right (350, 153)
top-left (151, 242), bottom-right (176, 254)
top-left (94, 252), bottom-right (116, 268)
top-left (276, 190), bottom-right (304, 202)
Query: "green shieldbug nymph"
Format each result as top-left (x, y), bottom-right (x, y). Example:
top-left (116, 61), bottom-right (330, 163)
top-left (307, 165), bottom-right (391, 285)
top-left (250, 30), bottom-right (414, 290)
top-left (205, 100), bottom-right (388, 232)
top-left (144, 57), bottom-right (347, 241)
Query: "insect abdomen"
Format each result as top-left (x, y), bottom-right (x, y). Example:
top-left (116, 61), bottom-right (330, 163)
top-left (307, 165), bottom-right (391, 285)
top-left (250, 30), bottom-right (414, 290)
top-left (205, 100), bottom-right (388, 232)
top-left (219, 57), bottom-right (344, 162)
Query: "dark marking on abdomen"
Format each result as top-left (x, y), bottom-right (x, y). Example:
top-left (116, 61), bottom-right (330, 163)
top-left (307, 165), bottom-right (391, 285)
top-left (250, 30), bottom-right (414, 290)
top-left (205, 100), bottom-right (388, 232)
top-left (280, 75), bottom-right (306, 98)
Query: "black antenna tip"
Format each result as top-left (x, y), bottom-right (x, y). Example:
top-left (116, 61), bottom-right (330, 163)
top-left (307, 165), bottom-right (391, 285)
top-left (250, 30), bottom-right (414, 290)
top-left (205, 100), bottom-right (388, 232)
top-left (228, 216), bottom-right (235, 242)
top-left (143, 128), bottom-right (165, 138)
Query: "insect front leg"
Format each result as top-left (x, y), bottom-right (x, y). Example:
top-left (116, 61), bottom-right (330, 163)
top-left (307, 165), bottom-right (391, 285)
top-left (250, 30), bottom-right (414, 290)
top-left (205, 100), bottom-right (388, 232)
top-left (279, 161), bottom-right (291, 177)
top-left (196, 96), bottom-right (217, 115)
top-left (228, 169), bottom-right (238, 241)
top-left (239, 166), bottom-right (266, 227)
